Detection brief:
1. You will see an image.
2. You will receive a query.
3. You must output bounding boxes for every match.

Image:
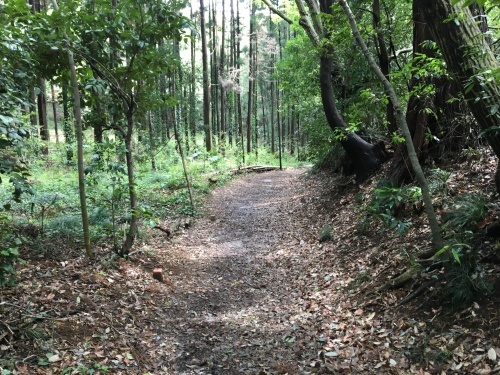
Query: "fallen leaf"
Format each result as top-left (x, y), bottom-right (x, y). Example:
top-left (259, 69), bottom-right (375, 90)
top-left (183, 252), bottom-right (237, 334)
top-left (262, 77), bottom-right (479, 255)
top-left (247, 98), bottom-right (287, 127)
top-left (488, 347), bottom-right (497, 361)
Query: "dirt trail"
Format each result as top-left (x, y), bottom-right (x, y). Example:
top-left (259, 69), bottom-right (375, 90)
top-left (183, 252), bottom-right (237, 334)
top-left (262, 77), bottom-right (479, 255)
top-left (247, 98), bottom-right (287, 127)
top-left (160, 168), bottom-right (312, 374)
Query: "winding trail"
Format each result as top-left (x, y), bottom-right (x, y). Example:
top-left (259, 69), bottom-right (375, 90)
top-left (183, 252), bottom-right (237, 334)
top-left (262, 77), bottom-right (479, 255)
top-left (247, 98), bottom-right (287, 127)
top-left (160, 168), bottom-right (315, 374)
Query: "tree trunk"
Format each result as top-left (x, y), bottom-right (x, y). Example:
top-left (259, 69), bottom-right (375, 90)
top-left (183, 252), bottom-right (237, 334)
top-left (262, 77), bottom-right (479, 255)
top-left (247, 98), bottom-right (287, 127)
top-left (148, 111), bottom-right (156, 170)
top-left (339, 0), bottom-right (443, 250)
top-left (121, 110), bottom-right (138, 256)
top-left (50, 81), bottom-right (59, 143)
top-left (29, 86), bottom-right (38, 130)
top-left (94, 99), bottom-right (105, 144)
top-left (417, 0), bottom-right (500, 157)
top-left (61, 80), bottom-right (74, 161)
top-left (190, 5), bottom-right (197, 145)
top-left (389, 0), bottom-right (462, 182)
top-left (51, 0), bottom-right (91, 257)
top-left (319, 0), bottom-right (387, 181)
top-left (236, 0), bottom-right (244, 164)
top-left (37, 78), bottom-right (49, 154)
top-left (246, 0), bottom-right (256, 154)
top-left (320, 53), bottom-right (386, 181)
top-left (372, 0), bottom-right (395, 135)
top-left (200, 0), bottom-right (212, 151)
top-left (220, 0), bottom-right (226, 153)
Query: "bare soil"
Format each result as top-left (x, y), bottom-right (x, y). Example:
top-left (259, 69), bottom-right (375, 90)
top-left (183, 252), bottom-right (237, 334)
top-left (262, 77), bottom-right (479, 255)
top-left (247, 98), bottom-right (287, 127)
top-left (1, 166), bottom-right (500, 374)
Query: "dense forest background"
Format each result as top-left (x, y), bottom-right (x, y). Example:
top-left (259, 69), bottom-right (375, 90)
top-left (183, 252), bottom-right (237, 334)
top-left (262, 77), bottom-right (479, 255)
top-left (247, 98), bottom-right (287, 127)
top-left (2, 0), bottom-right (500, 372)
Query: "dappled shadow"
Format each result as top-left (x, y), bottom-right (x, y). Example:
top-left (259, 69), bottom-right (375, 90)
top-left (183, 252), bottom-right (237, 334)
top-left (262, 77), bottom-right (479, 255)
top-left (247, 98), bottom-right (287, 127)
top-left (143, 169), bottom-right (318, 374)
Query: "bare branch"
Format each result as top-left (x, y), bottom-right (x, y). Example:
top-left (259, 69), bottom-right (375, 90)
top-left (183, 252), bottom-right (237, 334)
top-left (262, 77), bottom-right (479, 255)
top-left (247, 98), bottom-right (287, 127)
top-left (260, 0), bottom-right (293, 24)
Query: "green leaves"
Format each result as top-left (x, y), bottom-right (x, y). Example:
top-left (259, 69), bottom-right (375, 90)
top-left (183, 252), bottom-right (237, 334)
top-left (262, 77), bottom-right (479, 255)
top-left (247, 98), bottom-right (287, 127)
top-left (0, 213), bottom-right (26, 287)
top-left (452, 0), bottom-right (487, 7)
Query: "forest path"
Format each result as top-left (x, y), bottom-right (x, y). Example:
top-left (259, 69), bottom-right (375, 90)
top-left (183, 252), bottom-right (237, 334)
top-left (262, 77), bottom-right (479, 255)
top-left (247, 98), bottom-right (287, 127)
top-left (160, 168), bottom-right (315, 374)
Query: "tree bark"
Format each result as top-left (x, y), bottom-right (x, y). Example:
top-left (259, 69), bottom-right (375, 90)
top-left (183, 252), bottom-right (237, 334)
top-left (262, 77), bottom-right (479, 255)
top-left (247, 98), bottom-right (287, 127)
top-left (51, 0), bottom-right (91, 257)
top-left (262, 0), bottom-right (388, 181)
top-left (339, 0), bottom-right (444, 250)
top-left (246, 0), bottom-right (256, 154)
top-left (121, 110), bottom-right (138, 256)
top-left (37, 77), bottom-right (49, 154)
top-left (390, 1), bottom-right (461, 182)
top-left (200, 0), bottom-right (212, 151)
top-left (372, 0), bottom-right (395, 135)
top-left (320, 52), bottom-right (386, 181)
top-left (50, 81), bottom-right (59, 143)
top-left (417, 0), bottom-right (500, 157)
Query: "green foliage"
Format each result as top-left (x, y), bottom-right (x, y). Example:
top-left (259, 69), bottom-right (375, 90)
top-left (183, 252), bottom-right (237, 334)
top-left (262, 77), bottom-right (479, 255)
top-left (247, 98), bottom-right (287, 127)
top-left (428, 168), bottom-right (451, 195)
top-left (441, 244), bottom-right (492, 308)
top-left (312, 144), bottom-right (345, 172)
top-left (0, 213), bottom-right (25, 287)
top-left (368, 180), bottom-right (422, 235)
top-left (319, 224), bottom-right (333, 242)
top-left (436, 193), bottom-right (490, 308)
top-left (61, 363), bottom-right (109, 374)
top-left (441, 194), bottom-right (487, 232)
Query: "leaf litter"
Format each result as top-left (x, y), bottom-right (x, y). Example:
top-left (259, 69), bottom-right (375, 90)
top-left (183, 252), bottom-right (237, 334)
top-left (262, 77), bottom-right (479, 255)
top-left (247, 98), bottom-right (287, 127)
top-left (1, 162), bottom-right (500, 374)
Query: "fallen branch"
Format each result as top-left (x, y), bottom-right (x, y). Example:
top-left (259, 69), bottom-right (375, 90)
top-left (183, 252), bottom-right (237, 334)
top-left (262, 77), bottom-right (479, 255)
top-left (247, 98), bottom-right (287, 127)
top-left (378, 265), bottom-right (422, 292)
top-left (204, 165), bottom-right (282, 178)
top-left (396, 277), bottom-right (441, 307)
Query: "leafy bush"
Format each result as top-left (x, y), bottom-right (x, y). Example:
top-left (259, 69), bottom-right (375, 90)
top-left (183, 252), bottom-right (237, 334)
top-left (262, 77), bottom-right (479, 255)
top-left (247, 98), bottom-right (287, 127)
top-left (0, 213), bottom-right (25, 286)
top-left (442, 194), bottom-right (486, 232)
top-left (367, 179), bottom-right (422, 235)
top-left (319, 224), bottom-right (333, 242)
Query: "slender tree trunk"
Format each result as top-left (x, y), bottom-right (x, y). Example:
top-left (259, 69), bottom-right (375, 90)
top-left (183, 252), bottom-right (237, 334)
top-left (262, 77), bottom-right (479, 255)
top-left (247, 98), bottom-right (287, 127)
top-left (200, 0), bottom-right (212, 151)
top-left (211, 0), bottom-right (220, 147)
top-left (173, 109), bottom-right (195, 212)
top-left (190, 6), bottom-right (197, 144)
top-left (246, 0), bottom-right (256, 154)
top-left (50, 81), bottom-right (59, 143)
top-left (339, 0), bottom-right (443, 250)
top-left (220, 0), bottom-right (226, 154)
top-left (94, 100), bottom-right (105, 144)
top-left (236, 0), bottom-right (244, 164)
top-left (121, 110), bottom-right (138, 256)
top-left (38, 78), bottom-right (49, 154)
top-left (29, 86), bottom-right (37, 130)
top-left (372, 0), bottom-right (395, 135)
top-left (290, 105), bottom-right (295, 155)
top-left (148, 111), bottom-right (156, 170)
top-left (51, 0), bottom-right (91, 257)
top-left (61, 80), bottom-right (74, 161)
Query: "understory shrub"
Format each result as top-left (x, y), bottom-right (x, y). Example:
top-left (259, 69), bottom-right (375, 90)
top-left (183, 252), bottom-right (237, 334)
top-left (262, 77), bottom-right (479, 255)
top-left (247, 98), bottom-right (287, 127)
top-left (366, 179), bottom-right (422, 235)
top-left (0, 213), bottom-right (25, 286)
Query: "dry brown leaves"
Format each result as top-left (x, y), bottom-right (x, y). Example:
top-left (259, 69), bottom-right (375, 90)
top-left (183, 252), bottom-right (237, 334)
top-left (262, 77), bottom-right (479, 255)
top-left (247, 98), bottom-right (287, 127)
top-left (1, 159), bottom-right (500, 374)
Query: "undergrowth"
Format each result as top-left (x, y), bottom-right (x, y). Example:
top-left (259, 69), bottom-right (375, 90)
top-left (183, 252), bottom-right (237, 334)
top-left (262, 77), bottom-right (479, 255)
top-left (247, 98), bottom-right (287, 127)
top-left (0, 134), bottom-right (301, 272)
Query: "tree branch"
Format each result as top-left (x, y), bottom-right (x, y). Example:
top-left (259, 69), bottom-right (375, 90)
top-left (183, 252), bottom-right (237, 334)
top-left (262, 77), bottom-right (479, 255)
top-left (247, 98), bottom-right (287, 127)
top-left (260, 0), bottom-right (293, 24)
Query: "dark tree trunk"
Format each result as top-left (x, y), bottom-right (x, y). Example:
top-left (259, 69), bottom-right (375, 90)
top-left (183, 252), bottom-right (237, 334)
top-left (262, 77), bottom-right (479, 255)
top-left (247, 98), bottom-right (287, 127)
top-left (390, 0), bottom-right (462, 182)
top-left (246, 0), bottom-right (255, 154)
top-left (319, 0), bottom-right (386, 182)
top-left (37, 78), bottom-right (49, 154)
top-left (200, 0), bottom-right (212, 151)
top-left (417, 0), bottom-right (500, 157)
top-left (94, 100), bottom-right (105, 144)
top-left (320, 54), bottom-right (386, 181)
top-left (61, 79), bottom-right (74, 161)
top-left (50, 81), bottom-right (59, 143)
top-left (372, 0), bottom-right (395, 135)
top-left (29, 86), bottom-right (38, 133)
